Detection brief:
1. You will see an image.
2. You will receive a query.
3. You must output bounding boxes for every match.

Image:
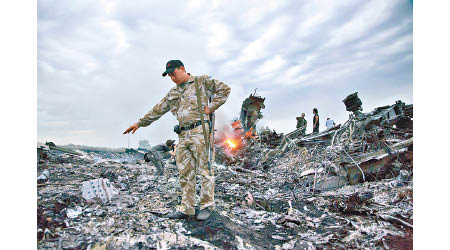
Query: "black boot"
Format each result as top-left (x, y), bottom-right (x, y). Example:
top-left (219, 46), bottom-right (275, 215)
top-left (166, 211), bottom-right (192, 220)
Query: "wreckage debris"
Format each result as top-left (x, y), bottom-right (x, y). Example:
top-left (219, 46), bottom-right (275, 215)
top-left (343, 92), bottom-right (363, 112)
top-left (45, 141), bottom-right (83, 156)
top-left (240, 90), bottom-right (265, 132)
top-left (36, 144), bottom-right (412, 249)
top-left (81, 178), bottom-right (119, 204)
top-left (37, 93), bottom-right (413, 249)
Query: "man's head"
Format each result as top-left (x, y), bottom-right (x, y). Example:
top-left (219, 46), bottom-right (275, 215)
top-left (162, 60), bottom-right (190, 85)
top-left (166, 139), bottom-right (176, 148)
top-left (313, 108), bottom-right (318, 114)
top-left (301, 113), bottom-right (305, 118)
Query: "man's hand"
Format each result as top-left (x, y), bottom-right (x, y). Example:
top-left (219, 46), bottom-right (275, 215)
top-left (170, 144), bottom-right (177, 157)
top-left (123, 123), bottom-right (139, 134)
top-left (204, 106), bottom-right (211, 115)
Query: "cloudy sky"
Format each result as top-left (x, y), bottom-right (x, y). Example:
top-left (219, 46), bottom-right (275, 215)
top-left (37, 0), bottom-right (413, 148)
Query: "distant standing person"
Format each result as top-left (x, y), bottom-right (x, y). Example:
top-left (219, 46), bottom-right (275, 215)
top-left (326, 118), bottom-right (335, 130)
top-left (295, 113), bottom-right (307, 136)
top-left (313, 108), bottom-right (319, 133)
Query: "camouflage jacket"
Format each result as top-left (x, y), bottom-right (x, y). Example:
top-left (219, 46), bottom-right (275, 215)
top-left (296, 117), bottom-right (307, 129)
top-left (137, 74), bottom-right (231, 127)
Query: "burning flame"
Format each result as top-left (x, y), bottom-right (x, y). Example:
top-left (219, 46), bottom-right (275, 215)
top-left (225, 138), bottom-right (237, 148)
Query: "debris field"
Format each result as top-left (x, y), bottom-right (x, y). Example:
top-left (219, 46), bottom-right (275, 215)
top-left (37, 93), bottom-right (413, 249)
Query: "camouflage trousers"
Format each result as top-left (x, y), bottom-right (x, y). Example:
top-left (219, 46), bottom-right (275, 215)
top-left (176, 124), bottom-right (214, 215)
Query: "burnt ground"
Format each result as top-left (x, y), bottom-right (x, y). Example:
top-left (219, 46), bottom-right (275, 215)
top-left (37, 142), bottom-right (412, 249)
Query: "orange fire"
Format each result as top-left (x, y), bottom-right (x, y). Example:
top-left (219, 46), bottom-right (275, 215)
top-left (225, 138), bottom-right (238, 148)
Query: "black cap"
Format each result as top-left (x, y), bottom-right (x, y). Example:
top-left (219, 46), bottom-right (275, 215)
top-left (162, 60), bottom-right (184, 77)
top-left (166, 139), bottom-right (175, 147)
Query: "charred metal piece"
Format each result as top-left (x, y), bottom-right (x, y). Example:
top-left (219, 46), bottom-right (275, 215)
top-left (239, 90), bottom-right (265, 132)
top-left (343, 92), bottom-right (363, 112)
top-left (45, 141), bottom-right (83, 156)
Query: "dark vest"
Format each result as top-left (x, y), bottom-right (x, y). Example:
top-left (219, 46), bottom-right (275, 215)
top-left (313, 114), bottom-right (319, 129)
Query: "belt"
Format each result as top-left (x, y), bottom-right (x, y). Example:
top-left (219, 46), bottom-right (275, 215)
top-left (180, 120), bottom-right (209, 131)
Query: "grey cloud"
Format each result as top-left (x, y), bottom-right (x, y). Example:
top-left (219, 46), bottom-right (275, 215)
top-left (38, 0), bottom-right (412, 147)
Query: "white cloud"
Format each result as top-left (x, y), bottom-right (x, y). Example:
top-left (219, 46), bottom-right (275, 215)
top-left (101, 20), bottom-right (129, 53)
top-left (206, 23), bottom-right (232, 60)
top-left (98, 0), bottom-right (115, 15)
top-left (220, 16), bottom-right (290, 76)
top-left (242, 16), bottom-right (288, 60)
top-left (356, 24), bottom-right (403, 50)
top-left (325, 0), bottom-right (398, 48)
top-left (379, 33), bottom-right (413, 56)
top-left (238, 0), bottom-right (287, 28)
top-left (37, 0), bottom-right (412, 147)
top-left (256, 55), bottom-right (287, 76)
top-left (274, 54), bottom-right (318, 86)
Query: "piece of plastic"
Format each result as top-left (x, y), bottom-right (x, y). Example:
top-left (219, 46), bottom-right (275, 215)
top-left (81, 178), bottom-right (119, 203)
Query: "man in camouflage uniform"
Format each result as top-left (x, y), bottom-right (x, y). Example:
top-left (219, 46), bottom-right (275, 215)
top-left (296, 113), bottom-right (307, 136)
top-left (123, 60), bottom-right (230, 220)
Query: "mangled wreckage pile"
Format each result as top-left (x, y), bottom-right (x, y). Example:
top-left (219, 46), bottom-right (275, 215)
top-left (37, 92), bottom-right (413, 249)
